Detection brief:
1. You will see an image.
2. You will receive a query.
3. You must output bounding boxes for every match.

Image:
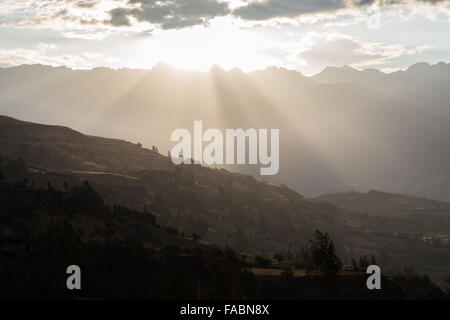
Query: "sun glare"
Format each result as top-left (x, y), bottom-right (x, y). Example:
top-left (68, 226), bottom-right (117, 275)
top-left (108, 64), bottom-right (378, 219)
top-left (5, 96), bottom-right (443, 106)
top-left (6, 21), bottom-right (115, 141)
top-left (137, 17), bottom-right (277, 72)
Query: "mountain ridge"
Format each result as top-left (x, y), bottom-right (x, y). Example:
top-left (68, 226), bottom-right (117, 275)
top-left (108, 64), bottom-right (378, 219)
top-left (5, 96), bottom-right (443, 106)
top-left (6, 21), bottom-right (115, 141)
top-left (1, 61), bottom-right (450, 202)
top-left (3, 60), bottom-right (448, 76)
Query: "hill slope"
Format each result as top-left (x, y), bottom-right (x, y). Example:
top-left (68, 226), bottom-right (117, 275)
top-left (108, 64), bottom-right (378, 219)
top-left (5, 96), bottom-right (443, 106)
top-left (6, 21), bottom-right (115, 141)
top-left (2, 115), bottom-right (450, 287)
top-left (0, 115), bottom-right (345, 252)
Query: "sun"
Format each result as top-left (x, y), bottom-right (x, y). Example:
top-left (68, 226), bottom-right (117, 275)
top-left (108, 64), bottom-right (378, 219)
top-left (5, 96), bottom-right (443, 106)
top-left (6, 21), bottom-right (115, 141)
top-left (133, 17), bottom-right (276, 72)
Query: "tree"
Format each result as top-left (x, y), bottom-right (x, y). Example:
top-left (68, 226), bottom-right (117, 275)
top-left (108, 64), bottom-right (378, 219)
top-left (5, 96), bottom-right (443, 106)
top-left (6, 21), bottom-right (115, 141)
top-left (165, 227), bottom-right (179, 236)
top-left (68, 180), bottom-right (104, 215)
top-left (254, 255), bottom-right (272, 268)
top-left (351, 255), bottom-right (378, 271)
top-left (0, 156), bottom-right (3, 182)
top-left (273, 253), bottom-right (283, 268)
top-left (308, 230), bottom-right (342, 275)
top-left (280, 267), bottom-right (294, 281)
top-left (445, 276), bottom-right (450, 297)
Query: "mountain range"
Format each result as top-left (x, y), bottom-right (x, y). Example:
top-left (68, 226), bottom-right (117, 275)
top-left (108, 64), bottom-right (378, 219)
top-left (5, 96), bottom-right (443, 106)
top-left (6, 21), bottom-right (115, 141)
top-left (1, 62), bottom-right (449, 201)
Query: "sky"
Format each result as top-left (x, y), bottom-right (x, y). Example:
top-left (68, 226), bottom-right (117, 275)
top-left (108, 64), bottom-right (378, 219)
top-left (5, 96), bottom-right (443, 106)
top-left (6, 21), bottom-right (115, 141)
top-left (0, 0), bottom-right (449, 75)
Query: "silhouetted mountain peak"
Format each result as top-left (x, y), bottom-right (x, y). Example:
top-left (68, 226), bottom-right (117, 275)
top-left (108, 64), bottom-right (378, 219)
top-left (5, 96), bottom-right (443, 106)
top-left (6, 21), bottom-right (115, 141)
top-left (151, 62), bottom-right (180, 73)
top-left (403, 61), bottom-right (449, 74)
top-left (209, 63), bottom-right (226, 73)
top-left (312, 65), bottom-right (386, 84)
top-left (407, 62), bottom-right (431, 72)
top-left (322, 65), bottom-right (357, 73)
top-left (340, 65), bottom-right (358, 72)
top-left (248, 66), bottom-right (310, 85)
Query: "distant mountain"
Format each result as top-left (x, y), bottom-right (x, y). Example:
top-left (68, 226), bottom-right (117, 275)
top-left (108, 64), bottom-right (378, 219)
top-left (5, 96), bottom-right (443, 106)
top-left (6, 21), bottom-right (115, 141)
top-left (312, 65), bottom-right (387, 84)
top-left (312, 62), bottom-right (450, 85)
top-left (1, 63), bottom-right (450, 202)
top-left (312, 62), bottom-right (450, 118)
top-left (2, 115), bottom-right (450, 287)
top-left (316, 189), bottom-right (450, 217)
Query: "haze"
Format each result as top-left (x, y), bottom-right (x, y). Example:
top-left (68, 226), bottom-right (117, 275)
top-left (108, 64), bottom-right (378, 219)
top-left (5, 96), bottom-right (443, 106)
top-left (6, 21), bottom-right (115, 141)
top-left (1, 0), bottom-right (450, 200)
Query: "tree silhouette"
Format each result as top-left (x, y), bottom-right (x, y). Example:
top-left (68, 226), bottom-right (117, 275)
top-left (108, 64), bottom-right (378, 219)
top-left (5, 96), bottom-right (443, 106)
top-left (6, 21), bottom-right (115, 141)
top-left (254, 255), bottom-right (272, 268)
top-left (308, 230), bottom-right (342, 275)
top-left (274, 253), bottom-right (283, 268)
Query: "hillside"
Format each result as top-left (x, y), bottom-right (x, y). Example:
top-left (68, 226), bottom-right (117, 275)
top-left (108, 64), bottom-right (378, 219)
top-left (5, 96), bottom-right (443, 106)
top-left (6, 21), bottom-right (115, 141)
top-left (1, 115), bottom-right (450, 288)
top-left (0, 115), bottom-right (344, 252)
top-left (3, 178), bottom-right (444, 299)
top-left (0, 158), bottom-right (447, 300)
top-left (0, 178), bottom-right (257, 299)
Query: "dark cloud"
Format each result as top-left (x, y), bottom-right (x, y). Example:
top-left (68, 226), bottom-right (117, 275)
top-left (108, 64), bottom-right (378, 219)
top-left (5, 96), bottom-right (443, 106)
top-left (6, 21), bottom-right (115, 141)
top-left (377, 0), bottom-right (449, 4)
top-left (233, 0), bottom-right (347, 20)
top-left (378, 0), bottom-right (447, 4)
top-left (104, 0), bottom-right (450, 29)
top-left (418, 0), bottom-right (447, 2)
top-left (233, 0), bottom-right (449, 21)
top-left (357, 0), bottom-right (376, 5)
top-left (109, 7), bottom-right (132, 27)
top-left (106, 0), bottom-right (230, 29)
top-left (76, 1), bottom-right (98, 9)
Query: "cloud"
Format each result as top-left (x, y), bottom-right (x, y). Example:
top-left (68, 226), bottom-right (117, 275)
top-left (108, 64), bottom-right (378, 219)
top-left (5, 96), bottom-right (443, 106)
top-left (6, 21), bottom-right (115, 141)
top-left (296, 32), bottom-right (432, 73)
top-left (61, 30), bottom-right (113, 40)
top-left (418, 0), bottom-right (448, 2)
top-left (105, 0), bottom-right (231, 29)
top-left (82, 51), bottom-right (104, 59)
top-left (234, 0), bottom-right (347, 20)
top-left (299, 33), bottom-right (383, 67)
top-left (0, 0), bottom-right (448, 33)
top-left (76, 1), bottom-right (99, 9)
top-left (0, 0), bottom-right (105, 29)
top-left (109, 7), bottom-right (133, 27)
top-left (0, 48), bottom-right (90, 69)
top-left (0, 43), bottom-right (117, 69)
top-left (232, 0), bottom-right (450, 21)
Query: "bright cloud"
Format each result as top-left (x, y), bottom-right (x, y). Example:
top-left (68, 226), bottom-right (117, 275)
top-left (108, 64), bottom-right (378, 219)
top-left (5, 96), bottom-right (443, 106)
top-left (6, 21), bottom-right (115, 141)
top-left (0, 42), bottom-right (117, 69)
top-left (0, 0), bottom-right (448, 73)
top-left (297, 32), bottom-right (433, 73)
